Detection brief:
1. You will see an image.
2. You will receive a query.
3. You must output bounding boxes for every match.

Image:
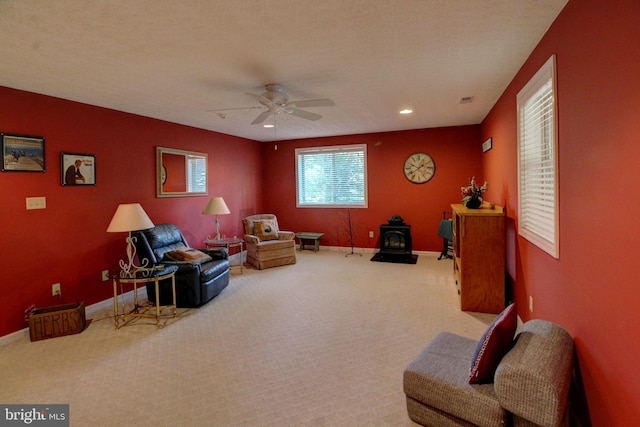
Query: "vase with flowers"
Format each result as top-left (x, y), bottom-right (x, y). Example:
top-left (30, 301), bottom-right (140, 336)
top-left (461, 176), bottom-right (487, 209)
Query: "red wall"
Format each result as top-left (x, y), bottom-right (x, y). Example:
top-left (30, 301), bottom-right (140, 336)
top-left (260, 127), bottom-right (482, 252)
top-left (481, 0), bottom-right (640, 424)
top-left (6, 2), bottom-right (635, 423)
top-left (0, 86), bottom-right (262, 337)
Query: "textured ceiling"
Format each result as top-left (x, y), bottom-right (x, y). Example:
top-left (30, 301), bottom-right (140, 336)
top-left (0, 0), bottom-right (568, 142)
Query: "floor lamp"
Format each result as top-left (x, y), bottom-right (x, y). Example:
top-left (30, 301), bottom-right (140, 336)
top-left (107, 203), bottom-right (155, 277)
top-left (202, 196), bottom-right (230, 241)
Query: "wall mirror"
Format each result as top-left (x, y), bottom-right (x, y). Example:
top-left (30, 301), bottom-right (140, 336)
top-left (156, 146), bottom-right (208, 198)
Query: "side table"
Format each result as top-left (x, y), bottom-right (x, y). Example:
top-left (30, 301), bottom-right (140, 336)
top-left (112, 265), bottom-right (178, 329)
top-left (205, 237), bottom-right (244, 273)
top-left (295, 232), bottom-right (325, 252)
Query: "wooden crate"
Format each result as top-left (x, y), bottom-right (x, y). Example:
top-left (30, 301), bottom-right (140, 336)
top-left (28, 302), bottom-right (86, 342)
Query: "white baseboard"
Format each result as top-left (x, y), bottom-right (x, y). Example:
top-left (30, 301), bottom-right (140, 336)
top-left (0, 289), bottom-right (141, 347)
top-left (309, 245), bottom-right (441, 258)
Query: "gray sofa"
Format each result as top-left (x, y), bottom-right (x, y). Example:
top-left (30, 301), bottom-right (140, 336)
top-left (403, 319), bottom-right (574, 427)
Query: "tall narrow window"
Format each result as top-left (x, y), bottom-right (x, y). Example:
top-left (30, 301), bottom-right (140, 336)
top-left (517, 55), bottom-right (559, 258)
top-left (296, 144), bottom-right (367, 208)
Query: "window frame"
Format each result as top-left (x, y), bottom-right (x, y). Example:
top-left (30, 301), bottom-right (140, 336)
top-left (295, 143), bottom-right (368, 208)
top-left (516, 55), bottom-right (559, 259)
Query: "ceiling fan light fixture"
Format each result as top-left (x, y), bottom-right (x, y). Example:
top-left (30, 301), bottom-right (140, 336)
top-left (218, 84), bottom-right (335, 126)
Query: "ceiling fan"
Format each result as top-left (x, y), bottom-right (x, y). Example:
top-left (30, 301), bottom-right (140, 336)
top-left (212, 84), bottom-right (335, 125)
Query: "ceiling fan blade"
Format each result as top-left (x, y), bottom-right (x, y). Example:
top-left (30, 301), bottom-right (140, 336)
top-left (207, 106), bottom-right (262, 112)
top-left (288, 99), bottom-right (335, 108)
top-left (251, 111), bottom-right (271, 125)
top-left (288, 108), bottom-right (322, 121)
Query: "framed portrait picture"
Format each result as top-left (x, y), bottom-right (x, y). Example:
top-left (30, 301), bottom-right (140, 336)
top-left (61, 152), bottom-right (96, 186)
top-left (1, 133), bottom-right (46, 172)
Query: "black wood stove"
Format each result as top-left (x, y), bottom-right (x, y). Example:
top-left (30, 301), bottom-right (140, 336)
top-left (379, 215), bottom-right (412, 262)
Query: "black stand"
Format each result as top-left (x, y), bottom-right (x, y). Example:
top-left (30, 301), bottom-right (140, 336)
top-left (438, 238), bottom-right (453, 260)
top-left (342, 208), bottom-right (362, 257)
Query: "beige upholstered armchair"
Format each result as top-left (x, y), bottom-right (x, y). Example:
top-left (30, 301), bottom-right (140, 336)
top-left (242, 214), bottom-right (296, 270)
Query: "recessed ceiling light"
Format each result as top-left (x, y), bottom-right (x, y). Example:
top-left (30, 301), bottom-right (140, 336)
top-left (399, 109), bottom-right (413, 115)
top-left (263, 124), bottom-right (274, 128)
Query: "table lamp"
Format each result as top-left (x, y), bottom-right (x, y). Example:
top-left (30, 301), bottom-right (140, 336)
top-left (107, 203), bottom-right (155, 277)
top-left (202, 196), bottom-right (230, 241)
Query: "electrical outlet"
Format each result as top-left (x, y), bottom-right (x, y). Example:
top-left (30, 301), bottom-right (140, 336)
top-left (52, 283), bottom-right (61, 296)
top-left (529, 296), bottom-right (534, 312)
top-left (369, 231), bottom-right (374, 238)
top-left (102, 270), bottom-right (110, 281)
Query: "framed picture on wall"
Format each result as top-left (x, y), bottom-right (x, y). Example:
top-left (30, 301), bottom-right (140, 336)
top-left (1, 133), bottom-right (46, 172)
top-left (482, 137), bottom-right (493, 153)
top-left (61, 152), bottom-right (96, 186)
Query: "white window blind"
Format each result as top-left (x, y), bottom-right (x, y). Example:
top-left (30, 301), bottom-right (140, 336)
top-left (517, 55), bottom-right (559, 258)
top-left (187, 156), bottom-right (207, 193)
top-left (296, 144), bottom-right (367, 208)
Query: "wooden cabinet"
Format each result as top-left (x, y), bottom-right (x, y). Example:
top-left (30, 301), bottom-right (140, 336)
top-left (451, 204), bottom-right (505, 314)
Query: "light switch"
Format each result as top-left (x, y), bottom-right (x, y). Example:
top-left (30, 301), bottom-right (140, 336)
top-left (26, 196), bottom-right (46, 210)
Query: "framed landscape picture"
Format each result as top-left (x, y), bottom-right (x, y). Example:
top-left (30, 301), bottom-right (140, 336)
top-left (1, 133), bottom-right (46, 172)
top-left (61, 152), bottom-right (96, 186)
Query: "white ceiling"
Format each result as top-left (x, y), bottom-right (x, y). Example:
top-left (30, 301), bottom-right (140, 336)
top-left (0, 0), bottom-right (568, 142)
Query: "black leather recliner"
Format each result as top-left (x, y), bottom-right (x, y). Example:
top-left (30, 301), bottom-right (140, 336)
top-left (132, 223), bottom-right (230, 308)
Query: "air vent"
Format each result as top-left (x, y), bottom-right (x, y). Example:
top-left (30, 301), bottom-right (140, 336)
top-left (460, 96), bottom-right (474, 104)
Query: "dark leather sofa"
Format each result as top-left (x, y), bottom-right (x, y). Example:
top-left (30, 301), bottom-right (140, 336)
top-left (132, 223), bottom-right (230, 308)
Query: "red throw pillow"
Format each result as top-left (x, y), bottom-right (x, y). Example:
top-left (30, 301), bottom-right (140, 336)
top-left (469, 303), bottom-right (517, 384)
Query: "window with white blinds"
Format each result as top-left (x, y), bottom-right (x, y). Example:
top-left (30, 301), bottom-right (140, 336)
top-left (187, 156), bottom-right (207, 193)
top-left (517, 55), bottom-right (559, 258)
top-left (296, 144), bottom-right (367, 208)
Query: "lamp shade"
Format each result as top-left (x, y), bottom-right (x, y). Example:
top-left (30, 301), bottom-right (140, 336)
top-left (202, 197), bottom-right (230, 215)
top-left (107, 203), bottom-right (155, 233)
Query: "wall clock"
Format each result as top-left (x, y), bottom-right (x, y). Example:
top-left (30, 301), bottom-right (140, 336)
top-left (161, 164), bottom-right (167, 184)
top-left (403, 152), bottom-right (435, 184)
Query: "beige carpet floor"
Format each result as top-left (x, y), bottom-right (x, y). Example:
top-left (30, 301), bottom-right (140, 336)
top-left (0, 250), bottom-right (495, 426)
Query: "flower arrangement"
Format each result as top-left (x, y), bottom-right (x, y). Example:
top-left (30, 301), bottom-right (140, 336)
top-left (461, 176), bottom-right (487, 208)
